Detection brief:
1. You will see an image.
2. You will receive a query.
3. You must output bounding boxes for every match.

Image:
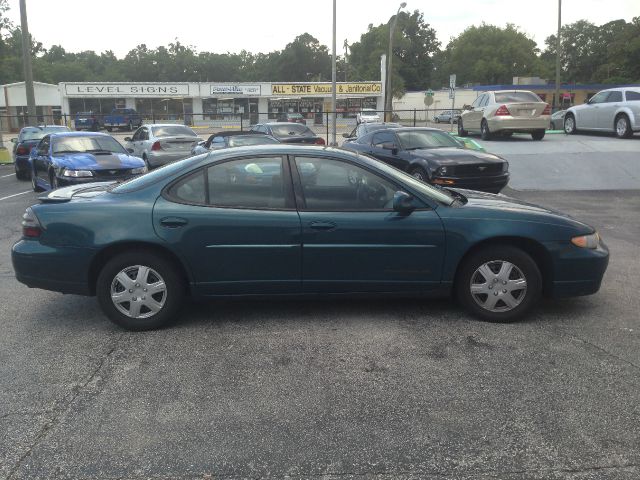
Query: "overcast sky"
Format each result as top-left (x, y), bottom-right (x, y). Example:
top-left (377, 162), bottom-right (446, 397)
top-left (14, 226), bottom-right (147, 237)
top-left (6, 0), bottom-right (640, 57)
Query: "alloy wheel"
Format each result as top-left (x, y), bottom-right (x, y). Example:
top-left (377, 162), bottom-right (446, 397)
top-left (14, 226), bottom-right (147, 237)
top-left (469, 260), bottom-right (527, 313)
top-left (564, 116), bottom-right (575, 134)
top-left (616, 117), bottom-right (629, 138)
top-left (110, 265), bottom-right (167, 319)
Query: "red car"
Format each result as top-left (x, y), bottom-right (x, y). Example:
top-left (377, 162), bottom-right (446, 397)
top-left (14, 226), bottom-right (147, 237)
top-left (278, 112), bottom-right (307, 125)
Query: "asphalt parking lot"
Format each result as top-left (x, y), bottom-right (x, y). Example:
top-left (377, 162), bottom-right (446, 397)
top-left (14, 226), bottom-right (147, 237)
top-left (0, 134), bottom-right (639, 479)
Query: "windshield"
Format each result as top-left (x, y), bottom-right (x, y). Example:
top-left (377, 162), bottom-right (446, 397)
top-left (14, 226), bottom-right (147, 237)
top-left (110, 155), bottom-right (207, 193)
top-left (228, 136), bottom-right (279, 147)
top-left (21, 126), bottom-right (70, 141)
top-left (151, 125), bottom-right (197, 137)
top-left (494, 91), bottom-right (541, 103)
top-left (362, 154), bottom-right (454, 205)
top-left (396, 130), bottom-right (463, 150)
top-left (270, 124), bottom-right (312, 137)
top-left (51, 135), bottom-right (127, 155)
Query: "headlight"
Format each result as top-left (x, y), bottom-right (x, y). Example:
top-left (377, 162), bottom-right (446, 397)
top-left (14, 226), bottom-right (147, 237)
top-left (131, 166), bottom-right (148, 175)
top-left (62, 169), bottom-right (94, 177)
top-left (438, 166), bottom-right (448, 176)
top-left (571, 232), bottom-right (600, 249)
top-left (502, 162), bottom-right (509, 172)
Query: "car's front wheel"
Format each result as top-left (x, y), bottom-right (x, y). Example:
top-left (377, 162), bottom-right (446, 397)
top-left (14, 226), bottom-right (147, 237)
top-left (409, 166), bottom-right (429, 182)
top-left (456, 245), bottom-right (542, 323)
top-left (457, 119), bottom-right (468, 137)
top-left (96, 251), bottom-right (185, 331)
top-left (480, 119), bottom-right (492, 140)
top-left (564, 114), bottom-right (577, 134)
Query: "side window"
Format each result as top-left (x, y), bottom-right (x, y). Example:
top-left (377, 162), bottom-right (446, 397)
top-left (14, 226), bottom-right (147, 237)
top-left (357, 132), bottom-right (373, 145)
top-left (480, 94), bottom-right (491, 107)
top-left (208, 156), bottom-right (285, 209)
top-left (589, 91), bottom-right (609, 104)
top-left (37, 136), bottom-right (50, 154)
top-left (606, 91), bottom-right (622, 103)
top-left (295, 157), bottom-right (397, 211)
top-left (471, 96), bottom-right (482, 108)
top-left (132, 128), bottom-right (142, 141)
top-left (371, 131), bottom-right (397, 148)
top-left (140, 128), bottom-right (149, 141)
top-left (625, 91), bottom-right (640, 101)
top-left (211, 136), bottom-right (225, 144)
top-left (166, 170), bottom-right (206, 204)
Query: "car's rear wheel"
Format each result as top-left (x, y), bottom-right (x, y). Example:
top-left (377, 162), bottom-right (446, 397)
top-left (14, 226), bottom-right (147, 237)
top-left (456, 245), bottom-right (542, 323)
top-left (96, 251), bottom-right (185, 331)
top-left (615, 114), bottom-right (632, 139)
top-left (457, 119), bottom-right (468, 137)
top-left (480, 120), bottom-right (492, 140)
top-left (531, 129), bottom-right (545, 141)
top-left (434, 117), bottom-right (440, 123)
top-left (564, 114), bottom-right (577, 134)
top-left (409, 166), bottom-right (428, 182)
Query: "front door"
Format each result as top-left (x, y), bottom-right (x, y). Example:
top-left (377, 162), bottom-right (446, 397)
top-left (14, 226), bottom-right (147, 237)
top-left (369, 131), bottom-right (405, 170)
top-left (465, 94), bottom-right (487, 131)
top-left (292, 155), bottom-right (445, 293)
top-left (582, 91), bottom-right (608, 129)
top-left (153, 155), bottom-right (302, 296)
top-left (33, 135), bottom-right (51, 184)
top-left (597, 90), bottom-right (622, 130)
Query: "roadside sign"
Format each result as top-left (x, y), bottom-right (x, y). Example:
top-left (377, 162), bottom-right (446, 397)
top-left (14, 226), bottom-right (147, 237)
top-left (424, 94), bottom-right (434, 107)
top-left (449, 74), bottom-right (456, 89)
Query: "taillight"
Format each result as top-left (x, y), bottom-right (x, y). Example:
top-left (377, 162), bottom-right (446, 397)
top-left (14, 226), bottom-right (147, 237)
top-left (151, 141), bottom-right (162, 151)
top-left (22, 207), bottom-right (43, 238)
top-left (495, 105), bottom-right (511, 116)
top-left (314, 137), bottom-right (325, 145)
top-left (542, 103), bottom-right (551, 115)
top-left (16, 145), bottom-right (30, 155)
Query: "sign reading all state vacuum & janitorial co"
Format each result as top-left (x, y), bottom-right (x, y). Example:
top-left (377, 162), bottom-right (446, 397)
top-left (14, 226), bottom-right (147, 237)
top-left (271, 83), bottom-right (382, 96)
top-left (63, 83), bottom-right (191, 96)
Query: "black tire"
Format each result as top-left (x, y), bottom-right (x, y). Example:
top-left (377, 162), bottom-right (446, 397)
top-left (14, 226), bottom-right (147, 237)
top-left (96, 251), bottom-right (185, 331)
top-left (434, 117), bottom-right (440, 124)
top-left (480, 119), bottom-right (492, 140)
top-left (457, 119), bottom-right (468, 137)
top-left (615, 114), bottom-right (633, 139)
top-left (409, 165), bottom-right (429, 182)
top-left (31, 167), bottom-right (43, 192)
top-left (564, 114), bottom-right (577, 134)
top-left (15, 163), bottom-right (29, 180)
top-left (456, 245), bottom-right (542, 323)
top-left (531, 129), bottom-right (545, 141)
top-left (106, 126), bottom-right (112, 132)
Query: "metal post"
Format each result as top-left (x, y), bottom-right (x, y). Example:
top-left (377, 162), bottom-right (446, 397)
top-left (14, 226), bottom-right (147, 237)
top-left (19, 0), bottom-right (36, 127)
top-left (413, 109), bottom-right (416, 127)
top-left (326, 111), bottom-right (329, 143)
top-left (386, 2), bottom-right (406, 122)
top-left (554, 0), bottom-right (562, 112)
top-left (330, 0), bottom-right (337, 146)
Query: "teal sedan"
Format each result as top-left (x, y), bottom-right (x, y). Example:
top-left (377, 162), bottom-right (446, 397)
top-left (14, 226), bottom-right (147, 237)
top-left (12, 145), bottom-right (609, 330)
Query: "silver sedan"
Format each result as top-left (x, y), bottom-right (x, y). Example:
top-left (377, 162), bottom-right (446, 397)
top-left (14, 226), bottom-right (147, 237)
top-left (124, 124), bottom-right (201, 168)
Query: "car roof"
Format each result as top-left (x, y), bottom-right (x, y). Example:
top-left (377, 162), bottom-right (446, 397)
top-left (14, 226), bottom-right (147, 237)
top-left (48, 131), bottom-right (114, 138)
top-left (210, 130), bottom-right (266, 137)
top-left (262, 122), bottom-right (309, 126)
top-left (142, 123), bottom-right (194, 127)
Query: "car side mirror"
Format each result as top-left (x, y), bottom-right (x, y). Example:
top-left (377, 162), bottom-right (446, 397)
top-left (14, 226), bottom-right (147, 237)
top-left (382, 142), bottom-right (398, 154)
top-left (584, 98), bottom-right (590, 104)
top-left (463, 104), bottom-right (472, 111)
top-left (393, 191), bottom-right (415, 214)
top-left (126, 148), bottom-right (134, 153)
top-left (342, 133), bottom-right (350, 138)
top-left (124, 137), bottom-right (132, 142)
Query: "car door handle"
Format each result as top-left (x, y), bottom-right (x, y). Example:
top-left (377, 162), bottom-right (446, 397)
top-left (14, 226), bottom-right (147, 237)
top-left (309, 221), bottom-right (336, 231)
top-left (160, 217), bottom-right (188, 228)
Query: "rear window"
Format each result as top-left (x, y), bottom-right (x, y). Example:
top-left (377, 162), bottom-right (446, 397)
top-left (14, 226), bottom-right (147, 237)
top-left (494, 92), bottom-right (541, 103)
top-left (151, 125), bottom-right (197, 137)
top-left (227, 135), bottom-right (279, 147)
top-left (20, 126), bottom-right (70, 141)
top-left (270, 124), bottom-right (313, 137)
top-left (626, 91), bottom-right (640, 101)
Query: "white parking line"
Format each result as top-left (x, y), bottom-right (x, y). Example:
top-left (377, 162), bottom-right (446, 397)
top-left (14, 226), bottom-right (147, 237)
top-left (0, 190), bottom-right (31, 201)
top-left (1, 173), bottom-right (15, 178)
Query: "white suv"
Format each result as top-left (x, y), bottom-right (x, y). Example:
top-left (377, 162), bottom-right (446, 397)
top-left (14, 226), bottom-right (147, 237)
top-left (564, 87), bottom-right (640, 138)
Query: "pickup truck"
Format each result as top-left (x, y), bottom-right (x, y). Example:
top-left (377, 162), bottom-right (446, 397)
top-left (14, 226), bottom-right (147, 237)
top-left (104, 108), bottom-right (143, 131)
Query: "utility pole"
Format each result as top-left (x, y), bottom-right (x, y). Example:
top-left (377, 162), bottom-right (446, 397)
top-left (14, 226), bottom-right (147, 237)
top-left (330, 0), bottom-right (337, 146)
top-left (343, 39), bottom-right (349, 82)
top-left (554, 0), bottom-right (562, 112)
top-left (385, 2), bottom-right (407, 121)
top-left (19, 0), bottom-right (37, 126)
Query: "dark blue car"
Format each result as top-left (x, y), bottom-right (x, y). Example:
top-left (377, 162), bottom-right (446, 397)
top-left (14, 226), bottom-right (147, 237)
top-left (11, 125), bottom-right (71, 180)
top-left (29, 132), bottom-right (147, 192)
top-left (13, 145), bottom-right (609, 331)
top-left (74, 111), bottom-right (103, 131)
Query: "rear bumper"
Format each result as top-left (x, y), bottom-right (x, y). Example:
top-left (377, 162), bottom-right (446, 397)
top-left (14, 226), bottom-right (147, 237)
top-left (488, 116), bottom-right (550, 132)
top-left (433, 173), bottom-right (509, 193)
top-left (147, 151), bottom-right (190, 167)
top-left (14, 155), bottom-right (30, 172)
top-left (12, 240), bottom-right (94, 295)
top-left (545, 240), bottom-right (609, 298)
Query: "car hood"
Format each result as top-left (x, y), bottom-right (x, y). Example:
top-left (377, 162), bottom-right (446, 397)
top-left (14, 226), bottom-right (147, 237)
top-left (449, 188), bottom-right (593, 231)
top-left (409, 147), bottom-right (504, 165)
top-left (56, 152), bottom-right (145, 170)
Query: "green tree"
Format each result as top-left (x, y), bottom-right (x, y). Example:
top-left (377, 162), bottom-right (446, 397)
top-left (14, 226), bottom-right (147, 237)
top-left (441, 23), bottom-right (540, 86)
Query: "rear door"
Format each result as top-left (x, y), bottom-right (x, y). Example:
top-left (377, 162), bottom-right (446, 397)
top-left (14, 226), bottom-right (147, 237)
top-left (292, 154), bottom-right (445, 293)
top-left (597, 90), bottom-right (622, 130)
top-left (153, 154), bottom-right (302, 296)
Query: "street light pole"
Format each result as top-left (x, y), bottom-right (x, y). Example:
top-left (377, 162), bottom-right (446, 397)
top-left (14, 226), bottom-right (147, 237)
top-left (19, 0), bottom-right (37, 126)
top-left (385, 2), bottom-right (406, 121)
top-left (554, 0), bottom-right (562, 111)
top-left (330, 0), bottom-right (337, 146)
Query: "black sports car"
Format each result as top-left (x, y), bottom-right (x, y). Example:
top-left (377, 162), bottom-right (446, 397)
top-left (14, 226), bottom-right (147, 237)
top-left (342, 127), bottom-right (509, 193)
top-left (249, 122), bottom-right (325, 145)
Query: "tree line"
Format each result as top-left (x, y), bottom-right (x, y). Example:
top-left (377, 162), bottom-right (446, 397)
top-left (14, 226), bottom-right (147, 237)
top-left (0, 1), bottom-right (638, 98)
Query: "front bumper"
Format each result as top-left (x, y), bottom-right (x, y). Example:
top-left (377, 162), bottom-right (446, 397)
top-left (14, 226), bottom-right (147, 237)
top-left (545, 239), bottom-right (609, 298)
top-left (432, 173), bottom-right (509, 193)
top-left (488, 116), bottom-right (550, 133)
top-left (12, 240), bottom-right (94, 295)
